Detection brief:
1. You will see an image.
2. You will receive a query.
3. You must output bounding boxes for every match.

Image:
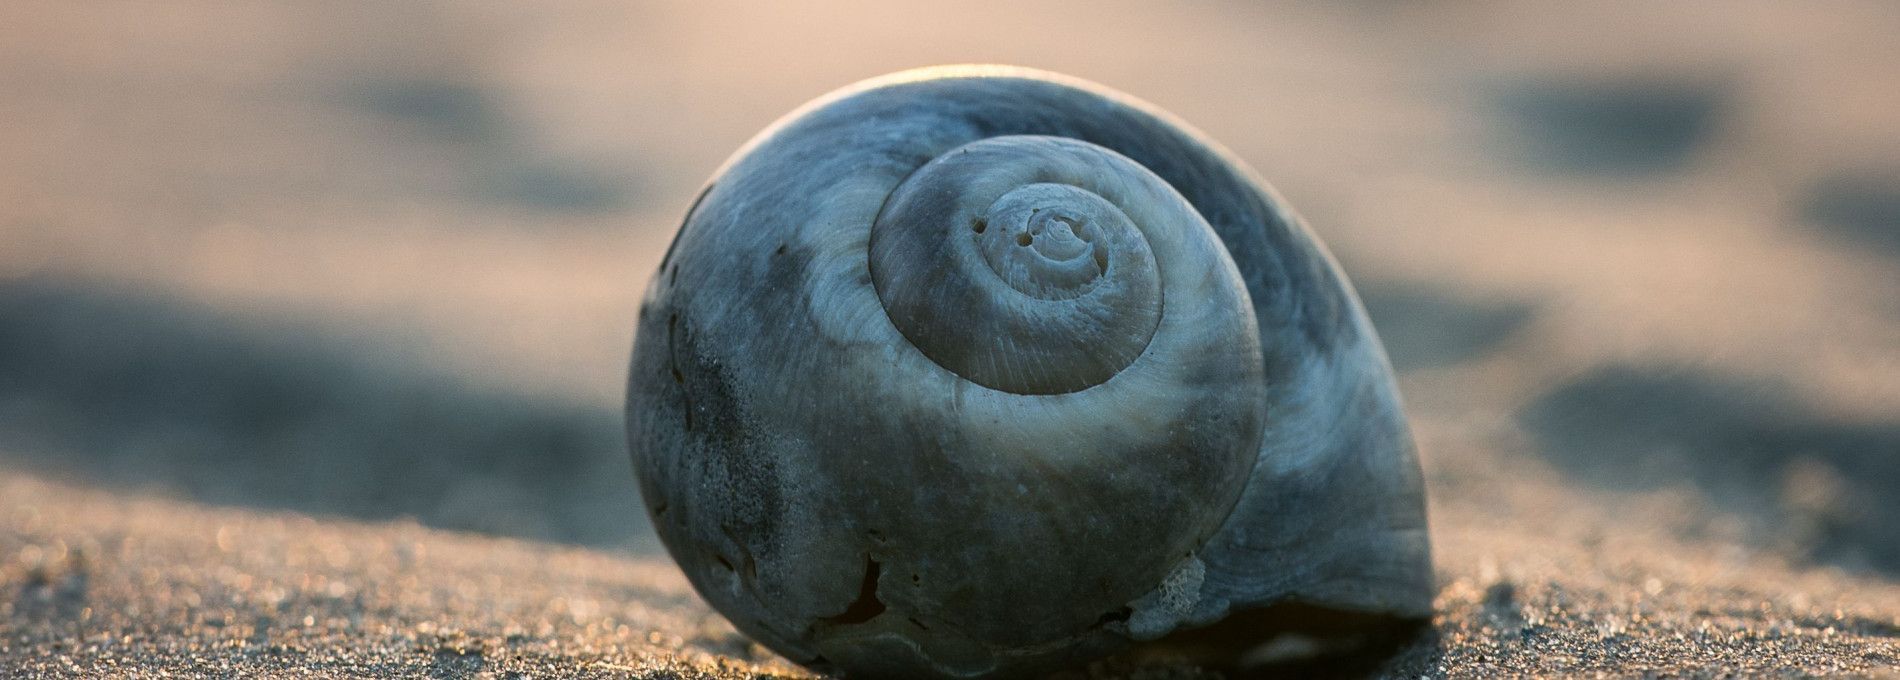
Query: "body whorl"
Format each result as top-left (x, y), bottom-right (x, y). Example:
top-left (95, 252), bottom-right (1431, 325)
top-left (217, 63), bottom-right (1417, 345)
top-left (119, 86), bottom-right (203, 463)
top-left (627, 66), bottom-right (1431, 679)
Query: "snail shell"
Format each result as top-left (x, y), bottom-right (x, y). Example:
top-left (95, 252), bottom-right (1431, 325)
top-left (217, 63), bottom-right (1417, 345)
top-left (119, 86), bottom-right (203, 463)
top-left (627, 66), bottom-right (1431, 678)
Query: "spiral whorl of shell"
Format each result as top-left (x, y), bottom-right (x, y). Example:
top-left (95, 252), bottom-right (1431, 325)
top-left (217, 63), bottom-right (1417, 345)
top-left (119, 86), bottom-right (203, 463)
top-left (871, 136), bottom-right (1172, 394)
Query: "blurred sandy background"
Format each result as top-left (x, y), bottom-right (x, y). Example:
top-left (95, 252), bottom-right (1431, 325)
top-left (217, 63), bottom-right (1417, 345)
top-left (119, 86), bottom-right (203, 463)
top-left (2, 2), bottom-right (1898, 676)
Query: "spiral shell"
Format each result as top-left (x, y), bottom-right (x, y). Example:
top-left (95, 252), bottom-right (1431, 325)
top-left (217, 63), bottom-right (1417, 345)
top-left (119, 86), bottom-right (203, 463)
top-left (627, 66), bottom-right (1431, 678)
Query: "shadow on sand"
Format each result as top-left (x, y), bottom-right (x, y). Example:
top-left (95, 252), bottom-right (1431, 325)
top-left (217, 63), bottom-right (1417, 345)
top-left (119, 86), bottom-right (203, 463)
top-left (1521, 364), bottom-right (1900, 575)
top-left (1355, 281), bottom-right (1536, 372)
top-left (1495, 75), bottom-right (1730, 177)
top-left (342, 76), bottom-right (635, 214)
top-left (1799, 167), bottom-right (1900, 259)
top-left (0, 277), bottom-right (646, 549)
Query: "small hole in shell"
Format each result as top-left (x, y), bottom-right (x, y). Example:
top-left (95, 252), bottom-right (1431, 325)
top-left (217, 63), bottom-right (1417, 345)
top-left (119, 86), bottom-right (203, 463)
top-left (972, 218), bottom-right (986, 234)
top-left (1017, 232), bottom-right (1033, 247)
top-left (1094, 607), bottom-right (1133, 627)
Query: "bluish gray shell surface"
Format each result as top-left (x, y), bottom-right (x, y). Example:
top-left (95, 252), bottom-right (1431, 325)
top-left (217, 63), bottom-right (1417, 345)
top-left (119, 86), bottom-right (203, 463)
top-left (626, 66), bottom-right (1431, 679)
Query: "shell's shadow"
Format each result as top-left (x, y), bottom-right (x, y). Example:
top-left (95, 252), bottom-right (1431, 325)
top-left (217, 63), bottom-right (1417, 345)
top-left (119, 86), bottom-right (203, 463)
top-left (1075, 604), bottom-right (1441, 680)
top-left (0, 277), bottom-right (646, 549)
top-left (1520, 364), bottom-right (1900, 575)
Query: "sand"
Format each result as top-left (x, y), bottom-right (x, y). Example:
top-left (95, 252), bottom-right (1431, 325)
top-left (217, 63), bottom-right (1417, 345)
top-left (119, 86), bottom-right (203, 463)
top-left (4, 463), bottom-right (1898, 678)
top-left (2, 1), bottom-right (1899, 677)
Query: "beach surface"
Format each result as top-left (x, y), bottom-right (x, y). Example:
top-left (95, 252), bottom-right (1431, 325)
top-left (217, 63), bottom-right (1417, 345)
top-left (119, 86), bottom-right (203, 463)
top-left (3, 1), bottom-right (1898, 676)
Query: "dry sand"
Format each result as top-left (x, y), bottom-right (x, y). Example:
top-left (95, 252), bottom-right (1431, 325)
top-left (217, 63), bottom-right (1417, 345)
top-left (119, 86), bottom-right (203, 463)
top-left (5, 467), bottom-right (1898, 678)
top-left (2, 1), bottom-right (1899, 677)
